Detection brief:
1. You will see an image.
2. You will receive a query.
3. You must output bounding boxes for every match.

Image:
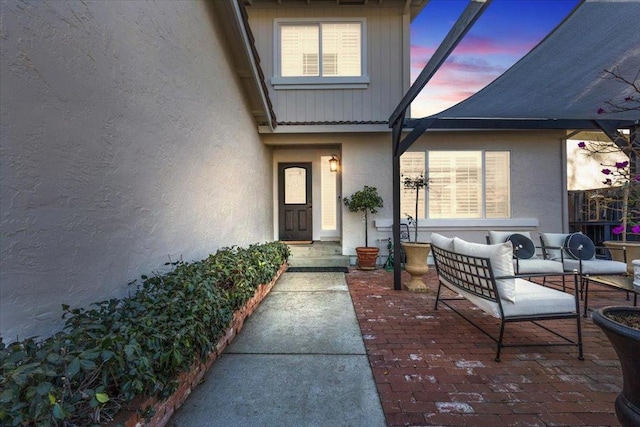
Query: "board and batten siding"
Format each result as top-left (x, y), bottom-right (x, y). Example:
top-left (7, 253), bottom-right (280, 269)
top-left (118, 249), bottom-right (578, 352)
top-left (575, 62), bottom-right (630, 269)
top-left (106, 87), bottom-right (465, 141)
top-left (247, 7), bottom-right (405, 123)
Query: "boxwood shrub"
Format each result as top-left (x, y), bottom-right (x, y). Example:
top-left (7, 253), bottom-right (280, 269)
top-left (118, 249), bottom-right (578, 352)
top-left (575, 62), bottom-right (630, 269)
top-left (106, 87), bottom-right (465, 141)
top-left (0, 241), bottom-right (290, 426)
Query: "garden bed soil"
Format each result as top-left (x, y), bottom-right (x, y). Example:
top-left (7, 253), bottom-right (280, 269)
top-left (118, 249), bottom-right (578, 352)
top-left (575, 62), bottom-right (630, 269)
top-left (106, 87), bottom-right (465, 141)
top-left (607, 312), bottom-right (640, 330)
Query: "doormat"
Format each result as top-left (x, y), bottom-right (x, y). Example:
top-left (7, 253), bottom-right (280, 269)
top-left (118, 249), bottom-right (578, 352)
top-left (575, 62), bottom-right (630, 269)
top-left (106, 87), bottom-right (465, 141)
top-left (281, 241), bottom-right (313, 245)
top-left (286, 266), bottom-right (349, 273)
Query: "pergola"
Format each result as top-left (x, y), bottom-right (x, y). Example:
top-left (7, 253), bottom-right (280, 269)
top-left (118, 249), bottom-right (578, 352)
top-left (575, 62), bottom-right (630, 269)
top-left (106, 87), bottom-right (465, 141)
top-left (389, 0), bottom-right (640, 290)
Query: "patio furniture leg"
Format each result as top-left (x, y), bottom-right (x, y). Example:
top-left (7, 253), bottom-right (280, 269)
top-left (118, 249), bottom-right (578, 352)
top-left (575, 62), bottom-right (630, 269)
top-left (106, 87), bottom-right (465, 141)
top-left (434, 282), bottom-right (443, 310)
top-left (495, 321), bottom-right (506, 362)
top-left (573, 274), bottom-right (584, 360)
top-left (583, 279), bottom-right (590, 318)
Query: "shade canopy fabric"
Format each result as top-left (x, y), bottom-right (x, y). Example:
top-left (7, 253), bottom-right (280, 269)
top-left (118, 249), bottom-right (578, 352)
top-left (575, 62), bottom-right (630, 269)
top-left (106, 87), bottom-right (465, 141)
top-left (423, 0), bottom-right (639, 125)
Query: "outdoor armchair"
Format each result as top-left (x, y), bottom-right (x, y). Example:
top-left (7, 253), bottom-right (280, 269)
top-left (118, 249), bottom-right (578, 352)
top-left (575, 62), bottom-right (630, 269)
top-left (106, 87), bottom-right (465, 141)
top-left (540, 232), bottom-right (631, 315)
top-left (486, 231), bottom-right (564, 277)
top-left (539, 232), bottom-right (627, 276)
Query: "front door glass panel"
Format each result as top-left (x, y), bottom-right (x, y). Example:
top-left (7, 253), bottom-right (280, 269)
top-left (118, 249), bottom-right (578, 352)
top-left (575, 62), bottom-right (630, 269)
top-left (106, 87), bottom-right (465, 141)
top-left (284, 167), bottom-right (307, 204)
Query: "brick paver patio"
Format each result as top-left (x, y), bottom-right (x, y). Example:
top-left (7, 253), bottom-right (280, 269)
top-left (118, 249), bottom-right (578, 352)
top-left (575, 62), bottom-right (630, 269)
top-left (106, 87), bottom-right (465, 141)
top-left (346, 268), bottom-right (631, 427)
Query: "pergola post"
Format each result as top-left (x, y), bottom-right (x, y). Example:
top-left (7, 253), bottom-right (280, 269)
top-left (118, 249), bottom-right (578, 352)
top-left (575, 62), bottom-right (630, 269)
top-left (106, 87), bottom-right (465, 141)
top-left (388, 0), bottom-right (491, 291)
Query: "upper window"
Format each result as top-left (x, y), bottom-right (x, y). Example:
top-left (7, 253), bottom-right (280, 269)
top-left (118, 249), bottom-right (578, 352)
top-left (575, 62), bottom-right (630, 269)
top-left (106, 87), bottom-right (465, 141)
top-left (400, 151), bottom-right (511, 220)
top-left (273, 19), bottom-right (369, 89)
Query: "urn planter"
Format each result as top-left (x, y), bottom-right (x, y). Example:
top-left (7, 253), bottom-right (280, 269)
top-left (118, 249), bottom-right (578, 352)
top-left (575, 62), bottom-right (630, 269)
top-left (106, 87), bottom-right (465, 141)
top-left (401, 242), bottom-right (431, 292)
top-left (591, 306), bottom-right (640, 427)
top-left (603, 241), bottom-right (640, 275)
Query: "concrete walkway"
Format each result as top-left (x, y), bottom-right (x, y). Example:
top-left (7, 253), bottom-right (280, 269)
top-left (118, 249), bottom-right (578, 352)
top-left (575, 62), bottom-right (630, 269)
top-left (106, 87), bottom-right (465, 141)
top-left (169, 272), bottom-right (385, 427)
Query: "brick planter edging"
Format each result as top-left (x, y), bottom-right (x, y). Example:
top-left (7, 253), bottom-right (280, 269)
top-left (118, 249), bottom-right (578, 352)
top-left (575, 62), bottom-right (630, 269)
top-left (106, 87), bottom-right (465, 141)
top-left (109, 263), bottom-right (288, 427)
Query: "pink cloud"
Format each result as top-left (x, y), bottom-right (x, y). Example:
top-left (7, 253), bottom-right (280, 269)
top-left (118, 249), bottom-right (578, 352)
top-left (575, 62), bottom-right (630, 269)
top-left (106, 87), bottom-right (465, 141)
top-left (411, 57), bottom-right (504, 87)
top-left (441, 56), bottom-right (504, 74)
top-left (408, 34), bottom-right (536, 118)
top-left (454, 34), bottom-right (535, 56)
top-left (410, 35), bottom-right (535, 68)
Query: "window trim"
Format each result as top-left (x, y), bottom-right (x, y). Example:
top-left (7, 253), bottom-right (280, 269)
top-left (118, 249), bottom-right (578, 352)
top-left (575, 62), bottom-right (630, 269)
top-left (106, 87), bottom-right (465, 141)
top-left (272, 18), bottom-right (369, 90)
top-left (400, 150), bottom-right (512, 220)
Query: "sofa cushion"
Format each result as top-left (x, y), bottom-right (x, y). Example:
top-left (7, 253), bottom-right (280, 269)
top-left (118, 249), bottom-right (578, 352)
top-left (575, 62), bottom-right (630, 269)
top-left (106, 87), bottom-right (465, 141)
top-left (501, 279), bottom-right (576, 317)
top-left (564, 232), bottom-right (596, 260)
top-left (453, 237), bottom-right (516, 303)
top-left (562, 258), bottom-right (627, 275)
top-left (507, 233), bottom-right (536, 259)
top-left (512, 258), bottom-right (564, 275)
top-left (540, 232), bottom-right (569, 260)
top-left (430, 232), bottom-right (454, 250)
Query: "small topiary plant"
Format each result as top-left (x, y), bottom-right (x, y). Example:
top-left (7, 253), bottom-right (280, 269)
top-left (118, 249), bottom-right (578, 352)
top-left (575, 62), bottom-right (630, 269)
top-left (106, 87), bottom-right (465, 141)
top-left (343, 185), bottom-right (384, 248)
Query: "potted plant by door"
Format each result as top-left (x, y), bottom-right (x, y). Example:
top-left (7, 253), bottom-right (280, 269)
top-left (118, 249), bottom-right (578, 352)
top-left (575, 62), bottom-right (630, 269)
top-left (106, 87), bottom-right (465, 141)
top-left (402, 173), bottom-right (431, 292)
top-left (591, 307), bottom-right (640, 427)
top-left (343, 186), bottom-right (384, 270)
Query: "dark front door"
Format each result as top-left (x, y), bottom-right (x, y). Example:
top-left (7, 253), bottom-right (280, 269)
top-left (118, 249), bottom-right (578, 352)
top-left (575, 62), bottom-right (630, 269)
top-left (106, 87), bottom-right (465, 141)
top-left (278, 163), bottom-right (312, 241)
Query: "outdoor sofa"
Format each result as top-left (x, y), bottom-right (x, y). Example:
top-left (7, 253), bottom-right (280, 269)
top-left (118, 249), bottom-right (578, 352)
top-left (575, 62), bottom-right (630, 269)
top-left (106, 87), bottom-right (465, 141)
top-left (430, 233), bottom-right (583, 362)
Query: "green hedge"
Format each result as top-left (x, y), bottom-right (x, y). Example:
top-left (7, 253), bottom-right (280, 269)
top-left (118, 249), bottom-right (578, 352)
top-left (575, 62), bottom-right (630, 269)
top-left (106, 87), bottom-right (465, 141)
top-left (0, 242), bottom-right (290, 426)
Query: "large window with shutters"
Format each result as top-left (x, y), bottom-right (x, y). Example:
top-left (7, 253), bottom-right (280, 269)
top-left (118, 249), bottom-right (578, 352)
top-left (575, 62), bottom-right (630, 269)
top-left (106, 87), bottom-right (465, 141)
top-left (273, 19), bottom-right (369, 88)
top-left (400, 151), bottom-right (511, 219)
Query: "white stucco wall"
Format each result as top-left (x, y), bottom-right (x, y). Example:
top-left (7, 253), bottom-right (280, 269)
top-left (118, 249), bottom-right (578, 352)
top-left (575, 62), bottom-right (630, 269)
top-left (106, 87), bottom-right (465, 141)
top-left (0, 1), bottom-right (273, 341)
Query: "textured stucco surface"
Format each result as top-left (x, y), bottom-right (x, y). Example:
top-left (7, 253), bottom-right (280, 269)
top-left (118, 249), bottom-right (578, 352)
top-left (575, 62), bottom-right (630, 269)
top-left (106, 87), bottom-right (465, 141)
top-left (0, 1), bottom-right (273, 340)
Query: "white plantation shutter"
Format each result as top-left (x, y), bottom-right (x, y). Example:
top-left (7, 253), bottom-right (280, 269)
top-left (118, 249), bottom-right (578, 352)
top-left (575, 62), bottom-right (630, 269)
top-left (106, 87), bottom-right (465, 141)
top-left (400, 152), bottom-right (426, 220)
top-left (281, 25), bottom-right (319, 77)
top-left (485, 151), bottom-right (510, 218)
top-left (429, 152), bottom-right (482, 219)
top-left (321, 23), bottom-right (361, 77)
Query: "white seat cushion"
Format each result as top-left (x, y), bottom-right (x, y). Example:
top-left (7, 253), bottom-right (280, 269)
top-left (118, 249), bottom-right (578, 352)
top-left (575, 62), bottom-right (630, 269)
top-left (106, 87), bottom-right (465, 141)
top-left (562, 258), bottom-right (627, 275)
top-left (453, 237), bottom-right (516, 303)
top-left (430, 232), bottom-right (454, 251)
top-left (513, 258), bottom-right (564, 275)
top-left (502, 279), bottom-right (577, 317)
top-left (441, 278), bottom-right (577, 319)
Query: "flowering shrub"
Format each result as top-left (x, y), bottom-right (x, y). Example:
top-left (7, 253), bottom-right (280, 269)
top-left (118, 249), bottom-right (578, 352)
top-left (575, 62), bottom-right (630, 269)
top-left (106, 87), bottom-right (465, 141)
top-left (577, 67), bottom-right (639, 240)
top-left (578, 140), bottom-right (640, 239)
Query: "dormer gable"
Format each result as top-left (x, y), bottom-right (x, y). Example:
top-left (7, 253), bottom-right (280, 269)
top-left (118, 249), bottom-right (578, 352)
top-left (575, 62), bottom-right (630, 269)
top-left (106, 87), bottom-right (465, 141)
top-left (244, 0), bottom-right (427, 133)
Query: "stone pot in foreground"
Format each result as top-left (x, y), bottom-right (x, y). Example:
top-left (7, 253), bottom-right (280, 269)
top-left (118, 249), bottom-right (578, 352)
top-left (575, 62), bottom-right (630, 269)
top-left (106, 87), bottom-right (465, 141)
top-left (591, 306), bottom-right (640, 427)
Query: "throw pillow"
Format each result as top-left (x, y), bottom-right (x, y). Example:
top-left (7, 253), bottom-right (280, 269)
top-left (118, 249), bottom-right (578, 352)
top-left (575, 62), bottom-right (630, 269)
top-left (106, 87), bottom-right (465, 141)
top-left (506, 234), bottom-right (535, 259)
top-left (430, 232), bottom-right (454, 250)
top-left (564, 232), bottom-right (596, 260)
top-left (452, 237), bottom-right (516, 303)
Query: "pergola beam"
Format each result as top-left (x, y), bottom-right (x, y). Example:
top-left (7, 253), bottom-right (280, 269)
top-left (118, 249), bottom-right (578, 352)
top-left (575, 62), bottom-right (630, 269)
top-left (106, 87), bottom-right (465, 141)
top-left (402, 117), bottom-right (634, 132)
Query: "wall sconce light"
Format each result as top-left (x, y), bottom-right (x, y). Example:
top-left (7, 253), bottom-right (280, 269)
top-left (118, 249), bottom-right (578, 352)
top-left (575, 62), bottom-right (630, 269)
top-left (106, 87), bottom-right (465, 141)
top-left (329, 155), bottom-right (339, 172)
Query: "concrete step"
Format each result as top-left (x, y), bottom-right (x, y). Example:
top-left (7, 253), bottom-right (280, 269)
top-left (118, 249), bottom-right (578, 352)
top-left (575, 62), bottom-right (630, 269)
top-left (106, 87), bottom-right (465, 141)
top-left (287, 255), bottom-right (351, 268)
top-left (286, 241), bottom-right (342, 257)
top-left (286, 242), bottom-right (350, 268)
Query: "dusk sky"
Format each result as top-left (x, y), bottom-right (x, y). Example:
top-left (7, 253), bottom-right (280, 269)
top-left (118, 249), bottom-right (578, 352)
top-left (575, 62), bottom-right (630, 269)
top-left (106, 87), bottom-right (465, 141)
top-left (410, 0), bottom-right (580, 118)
